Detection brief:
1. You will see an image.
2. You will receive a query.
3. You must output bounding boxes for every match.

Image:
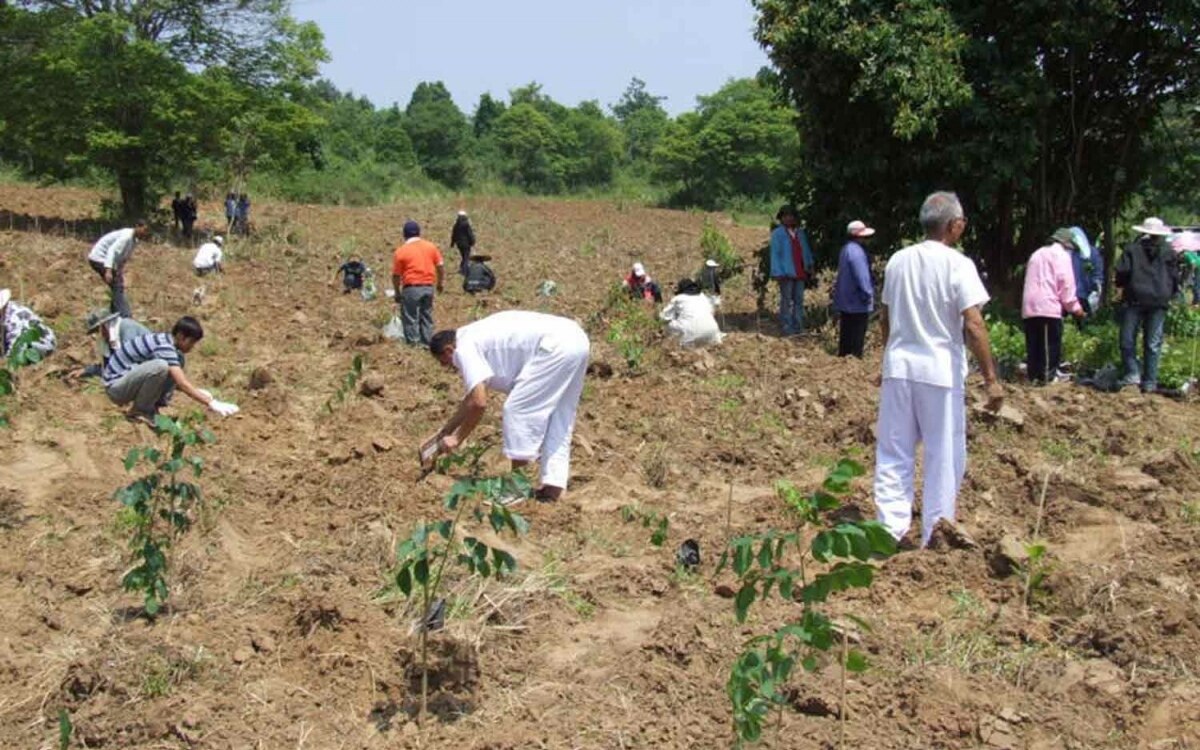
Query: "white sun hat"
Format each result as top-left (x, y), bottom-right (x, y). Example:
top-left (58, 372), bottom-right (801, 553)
top-left (1133, 217), bottom-right (1173, 236)
top-left (847, 220), bottom-right (876, 238)
top-left (0, 288), bottom-right (10, 309)
top-left (632, 262), bottom-right (646, 276)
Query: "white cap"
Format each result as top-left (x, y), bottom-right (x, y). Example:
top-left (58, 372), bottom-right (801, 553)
top-left (847, 220), bottom-right (876, 238)
top-left (632, 262), bottom-right (646, 276)
top-left (0, 288), bottom-right (9, 309)
top-left (705, 259), bottom-right (719, 268)
top-left (1133, 217), bottom-right (1172, 237)
top-left (457, 210), bottom-right (468, 217)
top-left (213, 235), bottom-right (224, 246)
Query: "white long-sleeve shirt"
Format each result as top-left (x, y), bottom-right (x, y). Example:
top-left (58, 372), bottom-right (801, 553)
top-left (87, 228), bottom-right (137, 270)
top-left (193, 242), bottom-right (223, 270)
top-left (660, 293), bottom-right (723, 347)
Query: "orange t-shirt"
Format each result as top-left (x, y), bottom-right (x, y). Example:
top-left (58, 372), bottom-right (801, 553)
top-left (392, 239), bottom-right (444, 286)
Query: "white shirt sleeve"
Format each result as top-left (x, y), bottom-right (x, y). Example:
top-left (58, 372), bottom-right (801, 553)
top-left (454, 344), bottom-right (494, 395)
top-left (954, 257), bottom-right (990, 312)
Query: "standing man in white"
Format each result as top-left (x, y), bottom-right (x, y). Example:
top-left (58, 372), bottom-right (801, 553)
top-left (87, 220), bottom-right (149, 318)
top-left (428, 311), bottom-right (590, 504)
top-left (874, 191), bottom-right (1003, 547)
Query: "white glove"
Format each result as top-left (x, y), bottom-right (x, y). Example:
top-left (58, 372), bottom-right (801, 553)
top-left (208, 399), bottom-right (239, 417)
top-left (1086, 291), bottom-right (1100, 312)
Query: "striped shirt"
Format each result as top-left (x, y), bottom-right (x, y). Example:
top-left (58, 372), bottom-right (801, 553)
top-left (102, 332), bottom-right (183, 386)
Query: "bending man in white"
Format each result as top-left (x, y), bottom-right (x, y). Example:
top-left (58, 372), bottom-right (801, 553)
top-left (429, 311), bottom-right (590, 504)
top-left (660, 278), bottom-right (723, 348)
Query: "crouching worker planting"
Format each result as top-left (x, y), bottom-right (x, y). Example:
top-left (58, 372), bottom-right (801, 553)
top-left (102, 316), bottom-right (239, 424)
top-left (427, 311), bottom-right (590, 505)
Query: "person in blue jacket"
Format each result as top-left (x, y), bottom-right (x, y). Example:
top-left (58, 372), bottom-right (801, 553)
top-left (832, 220), bottom-right (876, 357)
top-left (1069, 226), bottom-right (1104, 316)
top-left (768, 204), bottom-right (816, 335)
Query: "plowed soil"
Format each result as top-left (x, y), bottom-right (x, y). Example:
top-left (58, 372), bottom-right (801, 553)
top-left (0, 184), bottom-right (1197, 750)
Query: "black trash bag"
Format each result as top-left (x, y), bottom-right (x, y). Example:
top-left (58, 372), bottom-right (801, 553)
top-left (676, 539), bottom-right (700, 571)
top-left (416, 598), bottom-right (447, 633)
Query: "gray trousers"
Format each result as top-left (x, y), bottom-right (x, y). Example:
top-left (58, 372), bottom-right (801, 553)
top-left (400, 285), bottom-right (434, 345)
top-left (89, 260), bottom-right (131, 318)
top-left (106, 360), bottom-right (171, 416)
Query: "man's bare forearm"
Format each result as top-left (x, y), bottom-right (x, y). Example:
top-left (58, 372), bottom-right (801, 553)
top-left (963, 308), bottom-right (999, 385)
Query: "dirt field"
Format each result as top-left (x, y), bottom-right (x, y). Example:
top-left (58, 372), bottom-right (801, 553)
top-left (1, 184), bottom-right (1198, 750)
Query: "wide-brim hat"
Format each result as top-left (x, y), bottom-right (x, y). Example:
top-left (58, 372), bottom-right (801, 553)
top-left (847, 220), bottom-right (876, 238)
top-left (85, 307), bottom-right (120, 332)
top-left (705, 259), bottom-right (719, 268)
top-left (1133, 217), bottom-right (1173, 236)
top-left (469, 254), bottom-right (492, 262)
top-left (213, 235), bottom-right (224, 246)
top-left (0, 288), bottom-right (10, 310)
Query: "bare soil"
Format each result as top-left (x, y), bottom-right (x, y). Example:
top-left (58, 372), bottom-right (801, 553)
top-left (0, 184), bottom-right (1197, 749)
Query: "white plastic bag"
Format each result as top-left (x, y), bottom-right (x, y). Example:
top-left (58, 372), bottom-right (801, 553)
top-left (382, 314), bottom-right (405, 340)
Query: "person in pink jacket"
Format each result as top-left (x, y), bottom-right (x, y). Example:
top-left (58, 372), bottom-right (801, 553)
top-left (1022, 228), bottom-right (1086, 383)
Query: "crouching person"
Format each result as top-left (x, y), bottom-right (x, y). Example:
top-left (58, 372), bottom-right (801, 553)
top-left (102, 316), bottom-right (239, 423)
top-left (1, 288), bottom-right (56, 358)
top-left (428, 311), bottom-right (590, 504)
top-left (661, 279), bottom-right (723, 348)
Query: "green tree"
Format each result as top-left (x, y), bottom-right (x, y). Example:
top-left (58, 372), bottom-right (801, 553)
top-left (754, 0), bottom-right (1200, 281)
top-left (612, 77), bottom-right (669, 164)
top-left (473, 92), bottom-right (507, 138)
top-left (652, 78), bottom-right (799, 208)
top-left (0, 1), bottom-right (327, 217)
top-left (404, 81), bottom-right (471, 188)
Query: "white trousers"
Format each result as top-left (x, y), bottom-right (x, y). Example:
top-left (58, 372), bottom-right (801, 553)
top-left (502, 325), bottom-right (590, 489)
top-left (873, 378), bottom-right (966, 545)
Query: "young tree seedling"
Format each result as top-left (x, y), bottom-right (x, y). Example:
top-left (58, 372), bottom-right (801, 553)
top-left (0, 322), bottom-right (49, 427)
top-left (379, 468), bottom-right (531, 725)
top-left (322, 353), bottom-right (364, 414)
top-left (718, 458), bottom-right (896, 746)
top-left (114, 413), bottom-right (215, 616)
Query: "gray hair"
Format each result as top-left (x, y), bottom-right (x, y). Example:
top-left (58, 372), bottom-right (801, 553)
top-left (919, 191), bottom-right (964, 233)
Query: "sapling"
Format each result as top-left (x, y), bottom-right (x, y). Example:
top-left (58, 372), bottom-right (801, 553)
top-left (619, 504), bottom-right (670, 547)
top-left (114, 413), bottom-right (215, 616)
top-left (322, 353), bottom-right (364, 414)
top-left (718, 459), bottom-right (895, 746)
top-left (379, 470), bottom-right (530, 725)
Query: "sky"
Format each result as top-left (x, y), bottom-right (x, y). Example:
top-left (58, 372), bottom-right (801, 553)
top-left (290, 0), bottom-right (771, 116)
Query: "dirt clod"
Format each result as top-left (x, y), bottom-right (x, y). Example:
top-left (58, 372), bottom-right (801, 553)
top-left (359, 374), bottom-right (385, 397)
top-left (248, 367), bottom-right (273, 390)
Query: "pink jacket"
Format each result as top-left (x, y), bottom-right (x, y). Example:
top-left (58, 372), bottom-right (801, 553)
top-left (1022, 242), bottom-right (1082, 319)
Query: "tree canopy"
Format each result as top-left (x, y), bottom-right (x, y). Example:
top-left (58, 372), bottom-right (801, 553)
top-left (754, 0), bottom-right (1200, 281)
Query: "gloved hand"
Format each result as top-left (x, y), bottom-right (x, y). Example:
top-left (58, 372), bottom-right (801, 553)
top-left (1086, 291), bottom-right (1100, 313)
top-left (197, 388), bottom-right (213, 401)
top-left (208, 399), bottom-right (239, 417)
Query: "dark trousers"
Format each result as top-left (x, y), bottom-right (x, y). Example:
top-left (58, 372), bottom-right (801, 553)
top-left (89, 260), bottom-right (131, 318)
top-left (838, 312), bottom-right (869, 357)
top-left (1023, 317), bottom-right (1063, 383)
top-left (456, 246), bottom-right (471, 276)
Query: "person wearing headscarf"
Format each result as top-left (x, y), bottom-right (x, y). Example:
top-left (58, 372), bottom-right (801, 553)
top-left (0, 289), bottom-right (56, 359)
top-left (660, 278), bottom-right (723, 348)
top-left (1021, 229), bottom-right (1085, 383)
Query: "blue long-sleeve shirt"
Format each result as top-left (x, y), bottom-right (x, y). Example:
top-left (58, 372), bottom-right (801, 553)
top-left (769, 225), bottom-right (815, 278)
top-left (832, 241), bottom-right (873, 313)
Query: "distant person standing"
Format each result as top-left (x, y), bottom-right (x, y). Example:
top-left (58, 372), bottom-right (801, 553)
top-left (874, 191), bottom-right (1002, 548)
top-left (236, 193), bottom-right (251, 235)
top-left (87, 220), bottom-right (149, 318)
top-left (1021, 229), bottom-right (1085, 383)
top-left (180, 194), bottom-right (198, 240)
top-left (171, 192), bottom-right (184, 233)
top-left (769, 204), bottom-right (815, 335)
top-left (224, 192), bottom-right (236, 231)
top-left (392, 220), bottom-right (445, 346)
top-left (193, 235), bottom-right (224, 276)
top-left (832, 220), bottom-right (876, 357)
top-left (1115, 217), bottom-right (1181, 392)
top-left (450, 210), bottom-right (476, 276)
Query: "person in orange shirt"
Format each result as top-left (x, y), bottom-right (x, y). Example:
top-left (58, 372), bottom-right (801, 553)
top-left (392, 220), bottom-right (445, 346)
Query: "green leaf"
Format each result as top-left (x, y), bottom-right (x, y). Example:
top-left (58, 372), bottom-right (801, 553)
top-left (413, 558), bottom-right (429, 586)
top-left (801, 654), bottom-right (819, 672)
top-left (844, 649), bottom-right (869, 673)
top-left (395, 566), bottom-right (413, 597)
top-left (124, 448), bottom-right (142, 471)
top-left (57, 708), bottom-right (72, 750)
top-left (650, 516), bottom-right (668, 547)
top-left (734, 583), bottom-right (756, 623)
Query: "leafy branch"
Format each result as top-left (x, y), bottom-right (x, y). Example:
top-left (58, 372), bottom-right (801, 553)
top-left (322, 353), bottom-right (363, 414)
top-left (620, 504), bottom-right (670, 547)
top-left (0, 322), bottom-right (50, 427)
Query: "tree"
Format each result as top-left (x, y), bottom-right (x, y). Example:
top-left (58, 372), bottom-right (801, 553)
top-left (754, 0), bottom-right (1200, 283)
top-left (652, 78), bottom-right (800, 208)
top-left (0, 1), bottom-right (327, 217)
top-left (612, 77), bottom-right (669, 164)
top-left (404, 81), bottom-right (471, 188)
top-left (473, 93), bottom-right (506, 139)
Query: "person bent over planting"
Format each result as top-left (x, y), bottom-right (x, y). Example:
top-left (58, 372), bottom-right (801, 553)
top-left (427, 311), bottom-right (591, 504)
top-left (1, 288), bottom-right (56, 359)
top-left (87, 220), bottom-right (149, 318)
top-left (103, 316), bottom-right (238, 424)
top-left (873, 191), bottom-right (1002, 547)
